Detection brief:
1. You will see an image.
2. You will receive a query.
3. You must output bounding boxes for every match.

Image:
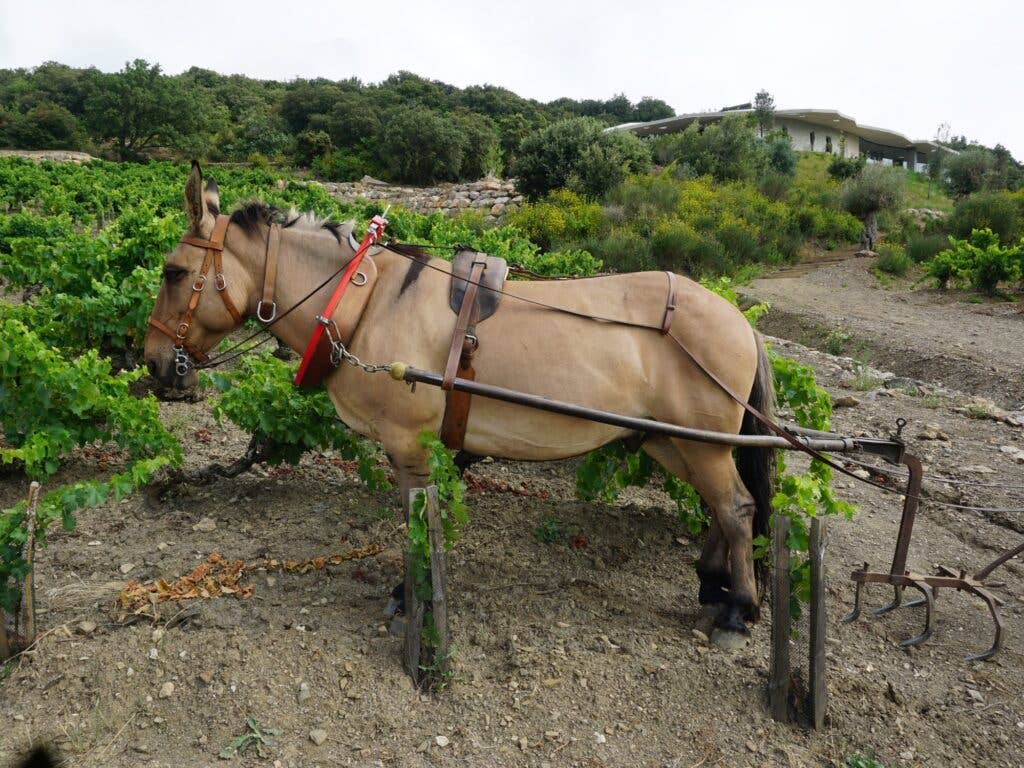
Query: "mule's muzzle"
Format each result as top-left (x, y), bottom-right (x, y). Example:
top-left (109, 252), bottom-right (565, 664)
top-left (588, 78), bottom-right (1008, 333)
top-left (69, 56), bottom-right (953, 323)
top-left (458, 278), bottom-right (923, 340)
top-left (145, 353), bottom-right (197, 393)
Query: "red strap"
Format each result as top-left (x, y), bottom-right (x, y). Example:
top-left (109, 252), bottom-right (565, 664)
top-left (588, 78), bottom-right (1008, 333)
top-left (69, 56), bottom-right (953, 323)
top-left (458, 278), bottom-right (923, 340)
top-left (293, 215), bottom-right (387, 387)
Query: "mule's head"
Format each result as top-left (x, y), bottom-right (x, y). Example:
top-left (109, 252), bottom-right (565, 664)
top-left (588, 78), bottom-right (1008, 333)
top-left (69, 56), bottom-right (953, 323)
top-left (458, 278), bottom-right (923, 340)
top-left (144, 162), bottom-right (253, 390)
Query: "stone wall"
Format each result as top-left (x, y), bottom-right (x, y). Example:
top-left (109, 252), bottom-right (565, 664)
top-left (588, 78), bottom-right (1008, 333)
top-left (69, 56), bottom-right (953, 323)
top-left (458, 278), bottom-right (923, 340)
top-left (0, 149), bottom-right (96, 164)
top-left (317, 175), bottom-right (524, 220)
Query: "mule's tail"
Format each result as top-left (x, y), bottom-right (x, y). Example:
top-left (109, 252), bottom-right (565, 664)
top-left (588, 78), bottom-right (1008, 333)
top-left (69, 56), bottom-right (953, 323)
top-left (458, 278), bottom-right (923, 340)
top-left (735, 333), bottom-right (776, 595)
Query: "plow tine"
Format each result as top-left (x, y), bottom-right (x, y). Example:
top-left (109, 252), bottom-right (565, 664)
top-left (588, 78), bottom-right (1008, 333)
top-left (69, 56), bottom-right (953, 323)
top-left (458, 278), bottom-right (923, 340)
top-left (873, 585), bottom-right (903, 616)
top-left (843, 564), bottom-right (868, 623)
top-left (899, 583), bottom-right (934, 648)
top-left (965, 587), bottom-right (1004, 663)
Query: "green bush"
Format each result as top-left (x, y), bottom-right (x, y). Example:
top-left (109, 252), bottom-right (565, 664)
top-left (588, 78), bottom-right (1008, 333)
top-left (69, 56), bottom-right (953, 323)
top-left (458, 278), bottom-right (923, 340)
top-left (292, 129), bottom-right (332, 167)
top-left (582, 226), bottom-right (653, 273)
top-left (840, 165), bottom-right (905, 218)
top-left (377, 107), bottom-right (468, 184)
top-left (311, 149), bottom-right (371, 182)
top-left (507, 189), bottom-right (603, 250)
top-left (924, 228), bottom-right (1024, 294)
top-left (827, 154), bottom-right (865, 181)
top-left (874, 244), bottom-right (912, 276)
top-left (943, 147), bottom-right (995, 198)
top-left (905, 233), bottom-right (948, 263)
top-left (948, 191), bottom-right (1022, 244)
top-left (511, 117), bottom-right (651, 199)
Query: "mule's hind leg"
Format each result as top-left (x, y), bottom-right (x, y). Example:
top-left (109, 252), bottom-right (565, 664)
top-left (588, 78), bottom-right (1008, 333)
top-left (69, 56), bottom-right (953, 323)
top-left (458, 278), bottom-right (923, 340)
top-left (644, 437), bottom-right (759, 639)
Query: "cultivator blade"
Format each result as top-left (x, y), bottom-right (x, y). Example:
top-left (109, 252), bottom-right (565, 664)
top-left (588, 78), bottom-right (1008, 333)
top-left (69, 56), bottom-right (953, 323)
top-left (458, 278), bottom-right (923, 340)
top-left (897, 582), bottom-right (934, 648)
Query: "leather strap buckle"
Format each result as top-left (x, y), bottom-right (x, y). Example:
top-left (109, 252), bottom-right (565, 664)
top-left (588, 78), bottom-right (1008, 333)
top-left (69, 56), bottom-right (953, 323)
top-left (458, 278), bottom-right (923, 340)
top-left (192, 274), bottom-right (207, 291)
top-left (176, 321), bottom-right (190, 339)
top-left (214, 273), bottom-right (227, 291)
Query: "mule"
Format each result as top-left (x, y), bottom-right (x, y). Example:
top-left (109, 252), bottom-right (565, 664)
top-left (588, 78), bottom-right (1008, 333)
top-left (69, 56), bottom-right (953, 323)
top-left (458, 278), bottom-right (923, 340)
top-left (143, 165), bottom-right (776, 640)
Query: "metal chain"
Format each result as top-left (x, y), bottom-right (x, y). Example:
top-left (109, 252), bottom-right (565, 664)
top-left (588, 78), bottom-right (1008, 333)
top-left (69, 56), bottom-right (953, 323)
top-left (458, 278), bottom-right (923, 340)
top-left (329, 339), bottom-right (394, 375)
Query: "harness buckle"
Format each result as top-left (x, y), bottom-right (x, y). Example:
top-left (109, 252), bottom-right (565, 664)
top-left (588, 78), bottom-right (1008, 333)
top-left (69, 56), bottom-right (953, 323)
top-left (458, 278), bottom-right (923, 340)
top-left (256, 300), bottom-right (278, 323)
top-left (192, 274), bottom-right (207, 291)
top-left (173, 345), bottom-right (191, 377)
top-left (176, 321), bottom-right (190, 339)
top-left (214, 273), bottom-right (227, 292)
top-left (352, 271), bottom-right (368, 287)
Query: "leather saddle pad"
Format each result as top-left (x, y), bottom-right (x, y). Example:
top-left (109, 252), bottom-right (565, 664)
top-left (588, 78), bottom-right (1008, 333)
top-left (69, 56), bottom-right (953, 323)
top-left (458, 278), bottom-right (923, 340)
top-left (449, 248), bottom-right (507, 321)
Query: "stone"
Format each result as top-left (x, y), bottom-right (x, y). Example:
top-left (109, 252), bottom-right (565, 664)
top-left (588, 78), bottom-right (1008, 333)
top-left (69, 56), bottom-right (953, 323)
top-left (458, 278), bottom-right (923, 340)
top-left (119, 563), bottom-right (136, 575)
top-left (832, 395), bottom-right (860, 408)
top-left (76, 620), bottom-right (97, 635)
top-left (435, 735), bottom-right (450, 747)
top-left (594, 732), bottom-right (607, 744)
top-left (297, 681), bottom-right (311, 704)
top-left (490, 203), bottom-right (505, 216)
top-left (691, 629), bottom-right (709, 644)
top-left (851, 469), bottom-right (871, 480)
top-left (192, 517), bottom-right (217, 533)
top-left (309, 728), bottom-right (328, 746)
top-left (158, 682), bottom-right (175, 699)
top-left (966, 688), bottom-right (984, 703)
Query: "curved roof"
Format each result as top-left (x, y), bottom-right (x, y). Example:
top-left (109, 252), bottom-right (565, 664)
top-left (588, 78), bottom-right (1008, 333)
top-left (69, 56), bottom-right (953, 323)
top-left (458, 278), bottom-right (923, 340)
top-left (610, 108), bottom-right (951, 156)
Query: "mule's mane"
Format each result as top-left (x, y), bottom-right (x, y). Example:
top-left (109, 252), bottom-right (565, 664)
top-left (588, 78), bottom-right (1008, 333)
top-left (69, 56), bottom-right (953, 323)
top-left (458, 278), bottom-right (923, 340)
top-left (228, 200), bottom-right (434, 294)
top-left (228, 201), bottom-right (347, 243)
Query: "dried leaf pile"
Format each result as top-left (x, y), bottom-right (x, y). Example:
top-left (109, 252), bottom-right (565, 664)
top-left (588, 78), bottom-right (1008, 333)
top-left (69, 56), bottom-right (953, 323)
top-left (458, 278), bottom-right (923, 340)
top-left (117, 544), bottom-right (385, 620)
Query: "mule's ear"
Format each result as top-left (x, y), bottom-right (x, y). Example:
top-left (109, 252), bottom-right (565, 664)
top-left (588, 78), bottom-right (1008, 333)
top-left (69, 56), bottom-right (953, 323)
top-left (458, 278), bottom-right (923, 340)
top-left (17, 745), bottom-right (59, 768)
top-left (204, 176), bottom-right (220, 216)
top-left (185, 161), bottom-right (206, 229)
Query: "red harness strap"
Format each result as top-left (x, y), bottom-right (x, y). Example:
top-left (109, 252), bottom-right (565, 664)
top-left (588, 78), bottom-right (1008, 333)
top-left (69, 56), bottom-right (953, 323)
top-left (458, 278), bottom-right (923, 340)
top-left (293, 214), bottom-right (388, 388)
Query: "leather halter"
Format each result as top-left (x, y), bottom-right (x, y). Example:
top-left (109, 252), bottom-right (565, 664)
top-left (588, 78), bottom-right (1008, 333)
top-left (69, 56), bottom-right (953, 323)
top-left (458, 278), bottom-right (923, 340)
top-left (149, 214), bottom-right (244, 375)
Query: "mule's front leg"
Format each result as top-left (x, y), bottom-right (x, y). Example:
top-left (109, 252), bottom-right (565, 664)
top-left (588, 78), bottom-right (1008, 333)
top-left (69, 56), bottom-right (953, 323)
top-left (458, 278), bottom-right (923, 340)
top-left (696, 515), bottom-right (731, 625)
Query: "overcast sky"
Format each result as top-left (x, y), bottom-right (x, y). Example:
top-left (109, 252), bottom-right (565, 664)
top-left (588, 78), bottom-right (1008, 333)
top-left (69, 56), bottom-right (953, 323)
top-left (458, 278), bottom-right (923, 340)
top-left (1, 0), bottom-right (1020, 156)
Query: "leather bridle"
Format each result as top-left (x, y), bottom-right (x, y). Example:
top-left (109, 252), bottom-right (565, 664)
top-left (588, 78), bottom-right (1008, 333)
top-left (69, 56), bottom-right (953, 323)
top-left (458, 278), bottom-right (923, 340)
top-left (149, 214), bottom-right (281, 376)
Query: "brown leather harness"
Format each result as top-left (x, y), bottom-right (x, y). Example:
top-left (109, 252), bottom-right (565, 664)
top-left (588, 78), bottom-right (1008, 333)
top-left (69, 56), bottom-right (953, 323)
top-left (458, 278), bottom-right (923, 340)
top-left (149, 214), bottom-right (282, 376)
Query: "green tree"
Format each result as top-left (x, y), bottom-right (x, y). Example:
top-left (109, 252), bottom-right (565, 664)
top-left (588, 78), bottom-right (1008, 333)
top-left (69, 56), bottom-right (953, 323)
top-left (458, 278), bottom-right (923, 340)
top-left (377, 106), bottom-right (466, 183)
top-left (655, 114), bottom-right (766, 183)
top-left (754, 89), bottom-right (775, 137)
top-left (635, 97), bottom-right (675, 122)
top-left (840, 165), bottom-right (905, 250)
top-left (83, 59), bottom-right (219, 159)
top-left (943, 147), bottom-right (996, 198)
top-left (512, 117), bottom-right (650, 199)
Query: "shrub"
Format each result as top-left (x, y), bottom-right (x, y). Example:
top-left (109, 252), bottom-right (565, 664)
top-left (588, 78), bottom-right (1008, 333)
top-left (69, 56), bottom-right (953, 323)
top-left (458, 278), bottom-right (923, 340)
top-left (654, 114), bottom-right (766, 183)
top-left (292, 129), bottom-right (332, 167)
top-left (583, 226), bottom-right (652, 273)
top-left (874, 244), bottom-right (912, 276)
top-left (765, 135), bottom-right (797, 176)
top-left (511, 117), bottom-right (650, 199)
top-left (925, 228), bottom-right (1024, 294)
top-left (758, 171), bottom-right (791, 201)
top-left (827, 154), bottom-right (865, 181)
top-left (508, 189), bottom-right (602, 250)
top-left (948, 191), bottom-right (1021, 244)
top-left (943, 147), bottom-right (996, 198)
top-left (905, 233), bottom-right (948, 263)
top-left (311, 149), bottom-right (370, 182)
top-left (377, 107), bottom-right (467, 184)
top-left (840, 165), bottom-right (905, 218)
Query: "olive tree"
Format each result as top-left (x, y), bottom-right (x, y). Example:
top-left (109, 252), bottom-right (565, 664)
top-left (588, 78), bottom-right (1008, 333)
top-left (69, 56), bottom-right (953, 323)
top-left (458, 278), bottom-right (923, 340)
top-left (840, 164), bottom-right (905, 251)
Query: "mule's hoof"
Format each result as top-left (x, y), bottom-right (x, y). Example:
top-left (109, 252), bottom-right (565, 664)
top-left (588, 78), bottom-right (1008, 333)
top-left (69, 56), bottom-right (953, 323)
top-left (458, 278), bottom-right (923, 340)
top-left (711, 628), bottom-right (750, 652)
top-left (388, 616), bottom-right (406, 637)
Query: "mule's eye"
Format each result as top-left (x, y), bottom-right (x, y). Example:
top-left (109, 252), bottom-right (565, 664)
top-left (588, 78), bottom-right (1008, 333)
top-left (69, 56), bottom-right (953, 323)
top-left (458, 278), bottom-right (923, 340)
top-left (163, 266), bottom-right (187, 282)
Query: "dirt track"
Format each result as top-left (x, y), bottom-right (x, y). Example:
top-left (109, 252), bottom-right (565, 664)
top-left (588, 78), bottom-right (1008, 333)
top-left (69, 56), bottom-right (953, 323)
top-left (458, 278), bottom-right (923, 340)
top-left (2, 254), bottom-right (1024, 768)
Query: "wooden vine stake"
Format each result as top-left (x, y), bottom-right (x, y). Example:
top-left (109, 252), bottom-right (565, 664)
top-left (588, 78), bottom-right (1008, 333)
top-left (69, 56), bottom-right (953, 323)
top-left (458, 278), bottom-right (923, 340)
top-left (22, 482), bottom-right (41, 645)
top-left (769, 513), bottom-right (791, 723)
top-left (809, 516), bottom-right (828, 730)
top-left (403, 486), bottom-right (452, 688)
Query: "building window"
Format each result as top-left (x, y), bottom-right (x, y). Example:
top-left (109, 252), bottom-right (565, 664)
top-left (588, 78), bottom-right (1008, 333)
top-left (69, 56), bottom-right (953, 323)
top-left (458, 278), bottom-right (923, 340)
top-left (810, 130), bottom-right (815, 151)
top-left (825, 136), bottom-right (832, 154)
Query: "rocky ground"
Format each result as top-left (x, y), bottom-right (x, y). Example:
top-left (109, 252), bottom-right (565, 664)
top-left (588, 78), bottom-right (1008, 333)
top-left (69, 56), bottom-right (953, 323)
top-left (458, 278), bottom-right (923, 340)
top-left (1, 253), bottom-right (1023, 768)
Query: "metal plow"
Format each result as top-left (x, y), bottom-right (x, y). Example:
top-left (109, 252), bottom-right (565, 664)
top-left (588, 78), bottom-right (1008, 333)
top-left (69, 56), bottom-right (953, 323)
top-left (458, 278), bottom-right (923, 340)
top-left (842, 451), bottom-right (1024, 662)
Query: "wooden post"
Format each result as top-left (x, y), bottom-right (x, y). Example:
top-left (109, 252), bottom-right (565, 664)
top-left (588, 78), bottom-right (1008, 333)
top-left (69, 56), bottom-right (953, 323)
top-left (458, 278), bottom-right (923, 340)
top-left (0, 606), bottom-right (9, 660)
top-left (769, 514), bottom-right (791, 723)
top-left (424, 486), bottom-right (451, 681)
top-left (22, 482), bottom-right (41, 644)
top-left (403, 489), bottom-right (425, 684)
top-left (809, 516), bottom-right (828, 730)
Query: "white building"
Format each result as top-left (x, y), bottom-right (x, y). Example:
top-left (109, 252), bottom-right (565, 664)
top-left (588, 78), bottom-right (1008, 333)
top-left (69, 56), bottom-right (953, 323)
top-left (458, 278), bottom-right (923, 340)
top-left (612, 108), bottom-right (951, 172)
